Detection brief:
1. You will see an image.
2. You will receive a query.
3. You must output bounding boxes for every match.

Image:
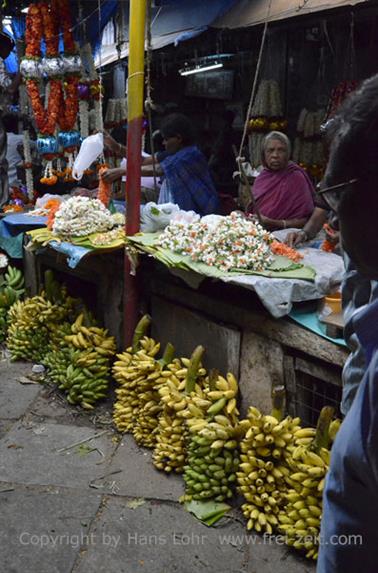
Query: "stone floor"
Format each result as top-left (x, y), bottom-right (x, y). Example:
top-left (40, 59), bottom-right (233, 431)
top-left (0, 357), bottom-right (316, 573)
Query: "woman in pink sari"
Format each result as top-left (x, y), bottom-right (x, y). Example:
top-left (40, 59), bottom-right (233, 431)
top-left (247, 131), bottom-right (315, 231)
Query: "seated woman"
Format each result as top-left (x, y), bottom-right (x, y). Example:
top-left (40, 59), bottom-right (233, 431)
top-left (247, 131), bottom-right (315, 231)
top-left (103, 113), bottom-right (220, 216)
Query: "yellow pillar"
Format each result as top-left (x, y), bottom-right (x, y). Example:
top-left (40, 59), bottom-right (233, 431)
top-left (124, 0), bottom-right (147, 345)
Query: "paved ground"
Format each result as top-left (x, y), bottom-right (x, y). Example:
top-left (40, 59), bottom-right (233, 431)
top-left (0, 357), bottom-right (316, 573)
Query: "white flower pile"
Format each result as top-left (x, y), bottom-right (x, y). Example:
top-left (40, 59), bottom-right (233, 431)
top-left (52, 197), bottom-right (115, 238)
top-left (158, 212), bottom-right (274, 272)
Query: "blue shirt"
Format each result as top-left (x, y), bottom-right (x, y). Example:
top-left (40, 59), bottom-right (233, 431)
top-left (317, 298), bottom-right (378, 572)
top-left (341, 255), bottom-right (377, 415)
top-left (158, 145), bottom-right (219, 216)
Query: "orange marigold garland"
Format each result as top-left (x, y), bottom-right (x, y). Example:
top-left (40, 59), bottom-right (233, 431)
top-left (26, 78), bottom-right (62, 135)
top-left (47, 202), bottom-right (62, 230)
top-left (98, 166), bottom-right (112, 207)
top-left (271, 240), bottom-right (304, 263)
top-left (25, 4), bottom-right (43, 58)
top-left (59, 76), bottom-right (79, 132)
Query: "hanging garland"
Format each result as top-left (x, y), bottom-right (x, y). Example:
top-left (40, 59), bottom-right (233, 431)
top-left (23, 2), bottom-right (61, 136)
top-left (21, 0), bottom-right (82, 186)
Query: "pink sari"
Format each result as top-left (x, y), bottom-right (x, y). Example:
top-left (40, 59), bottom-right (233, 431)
top-left (248, 162), bottom-right (315, 219)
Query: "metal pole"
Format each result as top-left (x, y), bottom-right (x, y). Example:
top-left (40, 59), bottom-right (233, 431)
top-left (124, 0), bottom-right (147, 346)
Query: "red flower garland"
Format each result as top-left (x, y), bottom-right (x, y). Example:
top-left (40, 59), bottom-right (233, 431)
top-left (59, 75), bottom-right (79, 132)
top-left (25, 4), bottom-right (43, 58)
top-left (25, 0), bottom-right (79, 135)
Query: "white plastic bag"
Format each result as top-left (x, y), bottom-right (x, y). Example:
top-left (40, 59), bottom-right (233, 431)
top-left (140, 202), bottom-right (180, 233)
top-left (72, 133), bottom-right (104, 181)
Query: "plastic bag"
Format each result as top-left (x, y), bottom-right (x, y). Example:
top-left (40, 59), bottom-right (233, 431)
top-left (35, 194), bottom-right (71, 208)
top-left (72, 133), bottom-right (104, 181)
top-left (171, 210), bottom-right (200, 225)
top-left (140, 202), bottom-right (180, 233)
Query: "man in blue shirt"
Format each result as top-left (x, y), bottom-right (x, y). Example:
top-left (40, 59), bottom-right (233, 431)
top-left (103, 114), bottom-right (220, 216)
top-left (316, 73), bottom-right (378, 572)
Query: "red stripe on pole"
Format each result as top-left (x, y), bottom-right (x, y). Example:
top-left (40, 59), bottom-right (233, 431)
top-left (125, 116), bottom-right (143, 235)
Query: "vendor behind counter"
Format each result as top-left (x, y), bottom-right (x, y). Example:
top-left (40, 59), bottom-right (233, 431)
top-left (246, 131), bottom-right (315, 232)
top-left (103, 113), bottom-right (220, 216)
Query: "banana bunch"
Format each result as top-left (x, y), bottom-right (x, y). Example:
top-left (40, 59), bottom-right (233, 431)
top-left (57, 313), bottom-right (116, 409)
top-left (6, 295), bottom-right (68, 362)
top-left (202, 371), bottom-right (240, 422)
top-left (0, 308), bottom-right (8, 341)
top-left (113, 334), bottom-right (161, 432)
top-left (0, 266), bottom-right (25, 342)
top-left (43, 345), bottom-right (75, 385)
top-left (153, 347), bottom-right (207, 474)
top-left (132, 343), bottom-right (175, 448)
top-left (152, 358), bottom-right (194, 473)
top-left (3, 266), bottom-right (25, 294)
top-left (278, 407), bottom-right (335, 560)
top-left (183, 418), bottom-right (239, 502)
top-left (237, 405), bottom-right (301, 535)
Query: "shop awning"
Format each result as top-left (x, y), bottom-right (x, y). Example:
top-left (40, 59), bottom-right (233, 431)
top-left (96, 0), bottom-right (238, 67)
top-left (212, 0), bottom-right (371, 29)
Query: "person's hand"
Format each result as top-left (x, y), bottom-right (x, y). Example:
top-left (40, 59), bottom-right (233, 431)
top-left (100, 167), bottom-right (125, 184)
top-left (285, 229), bottom-right (307, 247)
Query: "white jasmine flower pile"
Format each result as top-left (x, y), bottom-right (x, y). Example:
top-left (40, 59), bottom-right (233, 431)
top-left (52, 197), bottom-right (115, 238)
top-left (158, 212), bottom-right (274, 272)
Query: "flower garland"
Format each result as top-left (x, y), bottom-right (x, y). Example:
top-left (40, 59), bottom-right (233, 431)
top-left (24, 2), bottom-right (61, 136)
top-left (292, 108), bottom-right (326, 181)
top-left (97, 166), bottom-right (112, 207)
top-left (22, 129), bottom-right (34, 200)
top-left (23, 0), bottom-right (81, 187)
top-left (248, 80), bottom-right (288, 168)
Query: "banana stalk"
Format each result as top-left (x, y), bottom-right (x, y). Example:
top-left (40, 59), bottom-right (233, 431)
top-left (132, 314), bottom-right (151, 352)
top-left (185, 345), bottom-right (205, 394)
top-left (271, 385), bottom-right (286, 422)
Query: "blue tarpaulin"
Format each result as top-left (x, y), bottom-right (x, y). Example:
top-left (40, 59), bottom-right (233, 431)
top-left (98, 0), bottom-right (238, 66)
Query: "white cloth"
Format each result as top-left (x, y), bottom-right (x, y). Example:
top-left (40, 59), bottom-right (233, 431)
top-left (6, 132), bottom-right (23, 186)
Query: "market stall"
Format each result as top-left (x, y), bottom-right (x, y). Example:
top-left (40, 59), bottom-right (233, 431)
top-left (22, 206), bottom-right (348, 425)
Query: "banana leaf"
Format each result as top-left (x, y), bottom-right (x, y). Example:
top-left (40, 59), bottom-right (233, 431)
top-left (127, 234), bottom-right (316, 281)
top-left (184, 500), bottom-right (231, 526)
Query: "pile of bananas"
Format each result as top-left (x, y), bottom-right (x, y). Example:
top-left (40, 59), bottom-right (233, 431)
top-left (6, 295), bottom-right (69, 362)
top-left (113, 325), bottom-right (161, 434)
top-left (0, 266), bottom-right (25, 342)
top-left (182, 371), bottom-right (240, 501)
top-left (153, 347), bottom-right (207, 474)
top-left (278, 408), bottom-right (340, 560)
top-left (237, 387), bottom-right (303, 535)
top-left (55, 313), bottom-right (116, 409)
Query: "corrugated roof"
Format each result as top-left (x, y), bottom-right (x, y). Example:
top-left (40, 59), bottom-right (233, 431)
top-left (213, 0), bottom-right (371, 29)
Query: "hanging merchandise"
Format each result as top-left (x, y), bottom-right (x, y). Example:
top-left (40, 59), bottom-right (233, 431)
top-left (104, 98), bottom-right (128, 130)
top-left (22, 130), bottom-right (34, 201)
top-left (322, 16), bottom-right (358, 126)
top-left (292, 109), bottom-right (326, 181)
top-left (247, 80), bottom-right (288, 168)
top-left (323, 80), bottom-right (358, 123)
top-left (21, 0), bottom-right (82, 187)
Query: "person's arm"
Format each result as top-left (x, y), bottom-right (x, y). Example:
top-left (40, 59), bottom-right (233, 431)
top-left (285, 207), bottom-right (329, 246)
top-left (258, 214), bottom-right (308, 232)
top-left (141, 163), bottom-right (163, 177)
top-left (99, 167), bottom-right (125, 184)
top-left (103, 132), bottom-right (126, 157)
